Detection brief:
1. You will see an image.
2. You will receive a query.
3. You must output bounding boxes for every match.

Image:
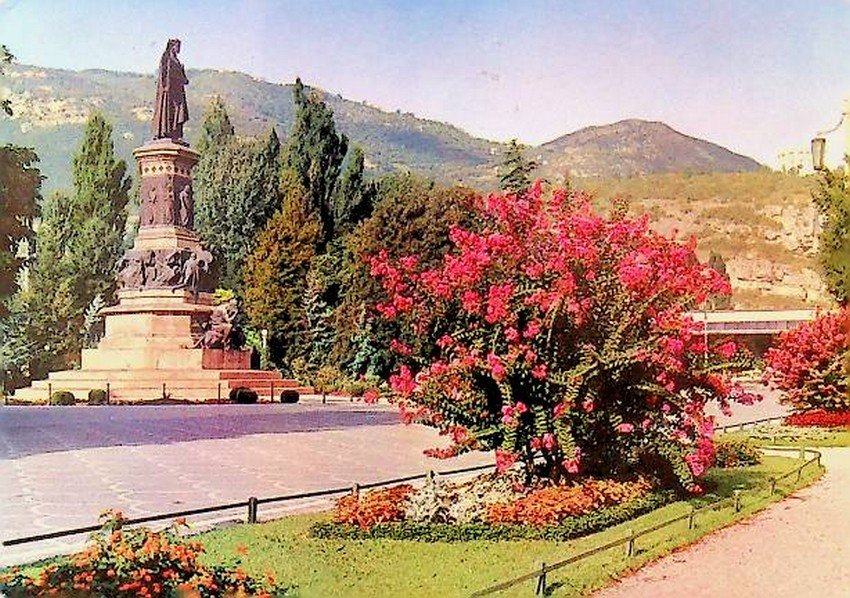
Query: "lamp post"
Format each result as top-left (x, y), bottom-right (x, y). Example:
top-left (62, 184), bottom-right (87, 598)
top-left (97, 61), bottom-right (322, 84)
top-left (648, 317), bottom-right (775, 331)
top-left (810, 100), bottom-right (849, 172)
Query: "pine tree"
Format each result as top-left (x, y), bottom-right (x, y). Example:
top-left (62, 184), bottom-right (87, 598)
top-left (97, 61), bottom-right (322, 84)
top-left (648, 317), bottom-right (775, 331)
top-left (242, 171), bottom-right (322, 367)
top-left (498, 139), bottom-right (537, 193)
top-left (284, 78), bottom-right (348, 244)
top-left (0, 144), bottom-right (41, 311)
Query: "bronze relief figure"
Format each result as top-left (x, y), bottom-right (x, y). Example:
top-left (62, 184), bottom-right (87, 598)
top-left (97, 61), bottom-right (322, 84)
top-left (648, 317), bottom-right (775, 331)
top-left (152, 39), bottom-right (189, 141)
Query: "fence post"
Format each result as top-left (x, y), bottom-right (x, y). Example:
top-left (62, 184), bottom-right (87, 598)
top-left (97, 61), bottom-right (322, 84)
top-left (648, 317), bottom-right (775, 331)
top-left (535, 563), bottom-right (547, 596)
top-left (48, 382), bottom-right (52, 402)
top-left (798, 448), bottom-right (805, 461)
top-left (687, 505), bottom-right (696, 530)
top-left (270, 381), bottom-right (274, 402)
top-left (162, 382), bottom-right (167, 400)
top-left (247, 496), bottom-right (258, 523)
top-left (217, 382), bottom-right (221, 402)
top-left (796, 466), bottom-right (802, 483)
top-left (351, 483), bottom-right (360, 497)
top-left (625, 529), bottom-right (635, 557)
top-left (733, 489), bottom-right (742, 513)
top-left (106, 382), bottom-right (111, 404)
top-left (425, 469), bottom-right (435, 486)
top-left (769, 477), bottom-right (776, 494)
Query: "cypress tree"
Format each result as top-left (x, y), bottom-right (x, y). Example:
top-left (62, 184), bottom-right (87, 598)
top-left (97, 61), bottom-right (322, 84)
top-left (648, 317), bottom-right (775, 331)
top-left (66, 112), bottom-right (131, 306)
top-left (195, 95), bottom-right (235, 154)
top-left (333, 146), bottom-right (374, 234)
top-left (284, 78), bottom-right (348, 244)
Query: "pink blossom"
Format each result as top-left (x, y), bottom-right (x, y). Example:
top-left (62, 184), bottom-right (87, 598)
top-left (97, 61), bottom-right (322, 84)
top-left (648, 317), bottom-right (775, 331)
top-left (617, 422), bottom-right (635, 434)
top-left (495, 448), bottom-right (518, 473)
top-left (582, 399), bottom-right (595, 413)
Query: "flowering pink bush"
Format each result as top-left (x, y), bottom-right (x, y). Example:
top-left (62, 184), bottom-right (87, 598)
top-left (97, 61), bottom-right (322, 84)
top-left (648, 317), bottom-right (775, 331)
top-left (367, 184), bottom-right (757, 492)
top-left (763, 309), bottom-right (849, 412)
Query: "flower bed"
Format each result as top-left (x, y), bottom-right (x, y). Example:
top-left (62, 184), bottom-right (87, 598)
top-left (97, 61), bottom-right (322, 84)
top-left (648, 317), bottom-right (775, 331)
top-left (0, 511), bottom-right (289, 597)
top-left (312, 491), bottom-right (674, 542)
top-left (785, 410), bottom-right (850, 429)
top-left (314, 472), bottom-right (675, 542)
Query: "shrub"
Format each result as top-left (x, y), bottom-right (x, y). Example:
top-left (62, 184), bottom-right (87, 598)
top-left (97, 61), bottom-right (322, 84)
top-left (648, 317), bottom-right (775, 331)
top-left (279, 389), bottom-right (300, 404)
top-left (714, 439), bottom-right (762, 468)
top-left (785, 410), bottom-right (850, 428)
top-left (229, 387), bottom-right (258, 404)
top-left (485, 478), bottom-right (652, 526)
top-left (312, 365), bottom-right (344, 394)
top-left (763, 309), bottom-right (849, 412)
top-left (334, 485), bottom-right (414, 530)
top-left (87, 388), bottom-right (108, 405)
top-left (367, 183), bottom-right (756, 491)
top-left (49, 390), bottom-right (75, 406)
top-left (312, 491), bottom-right (675, 542)
top-left (344, 379), bottom-right (369, 397)
top-left (0, 510), bottom-right (290, 597)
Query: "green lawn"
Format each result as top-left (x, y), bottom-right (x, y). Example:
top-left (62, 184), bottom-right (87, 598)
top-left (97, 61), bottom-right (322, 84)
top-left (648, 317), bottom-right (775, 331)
top-left (194, 455), bottom-right (822, 597)
top-left (720, 425), bottom-right (850, 448)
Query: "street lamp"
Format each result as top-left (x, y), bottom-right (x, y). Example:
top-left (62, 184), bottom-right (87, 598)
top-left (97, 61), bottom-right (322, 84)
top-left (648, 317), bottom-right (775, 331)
top-left (811, 111), bottom-right (846, 172)
top-left (811, 136), bottom-right (826, 171)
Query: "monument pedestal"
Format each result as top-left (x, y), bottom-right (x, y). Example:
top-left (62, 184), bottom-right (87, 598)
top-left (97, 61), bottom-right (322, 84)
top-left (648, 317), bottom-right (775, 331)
top-left (13, 140), bottom-right (309, 404)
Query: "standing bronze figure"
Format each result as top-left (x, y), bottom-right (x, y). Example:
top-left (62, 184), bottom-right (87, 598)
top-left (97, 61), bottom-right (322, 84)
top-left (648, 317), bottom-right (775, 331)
top-left (152, 39), bottom-right (189, 141)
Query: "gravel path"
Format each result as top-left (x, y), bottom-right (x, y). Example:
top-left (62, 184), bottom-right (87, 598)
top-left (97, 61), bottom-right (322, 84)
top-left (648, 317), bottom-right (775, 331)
top-left (595, 447), bottom-right (850, 598)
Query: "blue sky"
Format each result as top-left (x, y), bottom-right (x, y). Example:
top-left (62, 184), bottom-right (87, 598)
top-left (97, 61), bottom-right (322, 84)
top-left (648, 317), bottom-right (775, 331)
top-left (1, 0), bottom-right (849, 166)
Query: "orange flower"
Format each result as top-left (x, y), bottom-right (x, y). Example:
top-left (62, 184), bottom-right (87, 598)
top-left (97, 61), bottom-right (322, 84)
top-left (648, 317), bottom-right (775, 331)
top-left (236, 544), bottom-right (249, 555)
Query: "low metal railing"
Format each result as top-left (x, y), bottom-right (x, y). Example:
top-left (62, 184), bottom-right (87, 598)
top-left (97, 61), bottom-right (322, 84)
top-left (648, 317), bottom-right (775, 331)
top-left (1, 462), bottom-right (494, 548)
top-left (470, 445), bottom-right (822, 596)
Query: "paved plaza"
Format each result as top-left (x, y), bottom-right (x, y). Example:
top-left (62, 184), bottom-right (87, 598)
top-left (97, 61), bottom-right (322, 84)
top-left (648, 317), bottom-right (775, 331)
top-left (0, 384), bottom-right (784, 567)
top-left (0, 401), bottom-right (487, 565)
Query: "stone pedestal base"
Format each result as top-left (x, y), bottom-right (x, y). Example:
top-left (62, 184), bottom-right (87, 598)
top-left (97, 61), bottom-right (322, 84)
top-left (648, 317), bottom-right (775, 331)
top-left (11, 139), bottom-right (310, 404)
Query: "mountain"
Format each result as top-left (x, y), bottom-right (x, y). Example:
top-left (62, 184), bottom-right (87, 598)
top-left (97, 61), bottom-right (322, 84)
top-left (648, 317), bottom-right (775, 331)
top-left (534, 119), bottom-right (762, 179)
top-left (0, 64), bottom-right (761, 195)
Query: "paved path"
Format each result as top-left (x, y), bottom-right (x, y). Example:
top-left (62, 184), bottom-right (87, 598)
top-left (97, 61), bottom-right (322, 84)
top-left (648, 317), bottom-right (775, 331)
top-left (595, 447), bottom-right (850, 598)
top-left (0, 402), bottom-right (488, 566)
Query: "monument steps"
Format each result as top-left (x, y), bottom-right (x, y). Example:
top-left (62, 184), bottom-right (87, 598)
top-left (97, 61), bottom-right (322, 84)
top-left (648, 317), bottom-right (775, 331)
top-left (14, 369), bottom-right (310, 403)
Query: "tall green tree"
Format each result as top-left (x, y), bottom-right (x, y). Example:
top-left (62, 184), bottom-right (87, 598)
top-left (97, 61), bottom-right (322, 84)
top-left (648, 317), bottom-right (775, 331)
top-left (242, 171), bottom-right (322, 367)
top-left (0, 145), bottom-right (41, 312)
top-left (66, 112), bottom-right (131, 305)
top-left (498, 138), bottom-right (537, 193)
top-left (812, 168), bottom-right (850, 305)
top-left (21, 191), bottom-right (79, 377)
top-left (194, 98), bottom-right (281, 289)
top-left (195, 94), bottom-right (235, 154)
top-left (335, 173), bottom-right (478, 375)
top-left (333, 146), bottom-right (374, 234)
top-left (284, 78), bottom-right (348, 243)
top-left (21, 113), bottom-right (129, 378)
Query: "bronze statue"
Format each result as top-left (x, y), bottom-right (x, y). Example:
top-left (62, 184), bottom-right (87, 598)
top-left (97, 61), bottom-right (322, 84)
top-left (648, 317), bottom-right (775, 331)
top-left (178, 183), bottom-right (193, 228)
top-left (152, 39), bottom-right (189, 141)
